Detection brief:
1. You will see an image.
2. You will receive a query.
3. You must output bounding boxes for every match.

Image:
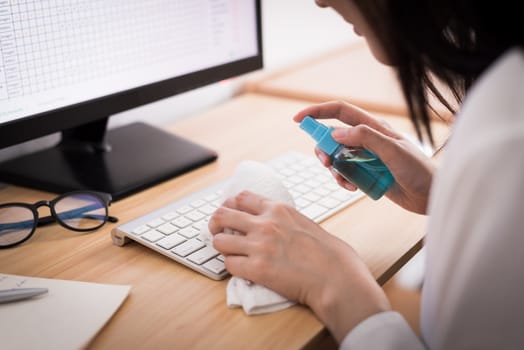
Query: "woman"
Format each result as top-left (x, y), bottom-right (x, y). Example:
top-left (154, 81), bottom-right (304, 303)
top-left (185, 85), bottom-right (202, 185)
top-left (209, 0), bottom-right (524, 348)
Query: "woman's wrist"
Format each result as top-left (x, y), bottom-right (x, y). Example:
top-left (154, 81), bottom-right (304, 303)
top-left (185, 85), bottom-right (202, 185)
top-left (310, 246), bottom-right (391, 343)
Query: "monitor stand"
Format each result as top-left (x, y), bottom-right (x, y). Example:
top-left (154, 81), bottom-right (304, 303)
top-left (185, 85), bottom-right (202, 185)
top-left (0, 119), bottom-right (218, 200)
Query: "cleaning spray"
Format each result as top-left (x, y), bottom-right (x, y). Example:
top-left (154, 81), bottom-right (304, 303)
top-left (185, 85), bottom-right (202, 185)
top-left (299, 116), bottom-right (394, 200)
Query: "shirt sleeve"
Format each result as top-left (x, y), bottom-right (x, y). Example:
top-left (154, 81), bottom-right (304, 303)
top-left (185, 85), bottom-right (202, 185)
top-left (339, 311), bottom-right (426, 350)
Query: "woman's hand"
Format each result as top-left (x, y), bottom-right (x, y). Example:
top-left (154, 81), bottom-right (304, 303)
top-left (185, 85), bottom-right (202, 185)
top-left (208, 190), bottom-right (390, 343)
top-left (294, 101), bottom-right (436, 214)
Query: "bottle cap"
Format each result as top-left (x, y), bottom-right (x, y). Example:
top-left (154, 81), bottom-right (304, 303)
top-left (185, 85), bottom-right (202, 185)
top-left (299, 116), bottom-right (340, 156)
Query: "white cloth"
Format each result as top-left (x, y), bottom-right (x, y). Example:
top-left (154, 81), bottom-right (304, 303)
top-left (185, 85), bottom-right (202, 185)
top-left (341, 48), bottom-right (524, 349)
top-left (200, 160), bottom-right (296, 315)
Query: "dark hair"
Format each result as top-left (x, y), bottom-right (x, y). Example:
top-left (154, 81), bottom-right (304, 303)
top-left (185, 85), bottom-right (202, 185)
top-left (353, 0), bottom-right (524, 144)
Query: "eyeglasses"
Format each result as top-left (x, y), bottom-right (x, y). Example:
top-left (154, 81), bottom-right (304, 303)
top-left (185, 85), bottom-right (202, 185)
top-left (0, 191), bottom-right (118, 249)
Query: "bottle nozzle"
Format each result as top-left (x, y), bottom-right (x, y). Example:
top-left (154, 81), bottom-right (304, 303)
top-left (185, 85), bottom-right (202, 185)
top-left (299, 116), bottom-right (326, 141)
top-left (299, 116), bottom-right (340, 156)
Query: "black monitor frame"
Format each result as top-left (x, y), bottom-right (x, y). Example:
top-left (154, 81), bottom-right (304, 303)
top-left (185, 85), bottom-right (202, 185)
top-left (0, 0), bottom-right (262, 200)
top-left (0, 52), bottom-right (263, 149)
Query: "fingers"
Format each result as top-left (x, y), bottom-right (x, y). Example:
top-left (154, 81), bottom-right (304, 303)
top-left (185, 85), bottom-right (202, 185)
top-left (208, 191), bottom-right (271, 235)
top-left (221, 254), bottom-right (251, 279)
top-left (330, 168), bottom-right (358, 191)
top-left (314, 147), bottom-right (331, 167)
top-left (315, 146), bottom-right (358, 191)
top-left (227, 190), bottom-right (270, 216)
top-left (212, 235), bottom-right (253, 280)
top-left (331, 125), bottom-right (402, 169)
top-left (293, 101), bottom-right (401, 139)
top-left (212, 232), bottom-right (249, 255)
top-left (208, 206), bottom-right (256, 235)
top-left (219, 254), bottom-right (265, 283)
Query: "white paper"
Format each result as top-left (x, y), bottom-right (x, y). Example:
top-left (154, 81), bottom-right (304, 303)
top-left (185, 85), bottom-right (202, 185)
top-left (0, 274), bottom-right (131, 350)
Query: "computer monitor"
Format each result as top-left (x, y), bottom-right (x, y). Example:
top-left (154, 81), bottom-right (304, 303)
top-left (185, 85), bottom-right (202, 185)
top-left (0, 0), bottom-right (262, 200)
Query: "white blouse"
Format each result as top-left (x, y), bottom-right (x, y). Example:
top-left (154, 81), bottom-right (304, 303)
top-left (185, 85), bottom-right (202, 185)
top-left (341, 48), bottom-right (524, 349)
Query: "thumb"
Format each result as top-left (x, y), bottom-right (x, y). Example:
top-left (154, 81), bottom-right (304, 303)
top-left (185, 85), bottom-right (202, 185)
top-left (331, 125), bottom-right (401, 169)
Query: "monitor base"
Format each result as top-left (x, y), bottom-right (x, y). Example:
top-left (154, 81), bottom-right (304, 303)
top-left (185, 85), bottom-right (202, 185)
top-left (0, 122), bottom-right (218, 200)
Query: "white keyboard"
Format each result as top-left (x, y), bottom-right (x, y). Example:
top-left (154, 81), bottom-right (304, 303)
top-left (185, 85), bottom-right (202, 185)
top-left (111, 152), bottom-right (364, 280)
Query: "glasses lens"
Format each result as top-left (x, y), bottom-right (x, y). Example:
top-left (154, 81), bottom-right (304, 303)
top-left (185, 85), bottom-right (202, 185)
top-left (54, 193), bottom-right (107, 230)
top-left (0, 205), bottom-right (35, 247)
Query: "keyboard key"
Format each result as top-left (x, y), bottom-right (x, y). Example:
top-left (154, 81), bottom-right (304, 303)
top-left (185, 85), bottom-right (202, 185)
top-left (314, 187), bottom-right (331, 196)
top-left (316, 174), bottom-right (332, 182)
top-left (146, 218), bottom-right (165, 228)
top-left (282, 180), bottom-right (293, 189)
top-left (132, 225), bottom-right (150, 235)
top-left (301, 203), bottom-right (328, 220)
top-left (302, 178), bottom-right (317, 186)
top-left (301, 170), bottom-right (316, 179)
top-left (287, 175), bottom-right (304, 184)
top-left (142, 230), bottom-right (165, 242)
top-left (290, 163), bottom-right (305, 172)
top-left (187, 245), bottom-right (220, 265)
top-left (302, 192), bottom-right (322, 202)
top-left (204, 193), bottom-right (219, 202)
top-left (332, 189), bottom-right (357, 201)
top-left (172, 217), bottom-right (193, 228)
top-left (157, 223), bottom-right (178, 235)
top-left (294, 197), bottom-right (312, 209)
top-left (293, 184), bottom-right (311, 194)
top-left (289, 189), bottom-right (302, 199)
top-left (178, 226), bottom-right (200, 239)
top-left (204, 259), bottom-right (226, 274)
top-left (190, 199), bottom-right (206, 208)
top-left (172, 239), bottom-right (205, 257)
top-left (186, 210), bottom-right (206, 222)
top-left (318, 197), bottom-right (342, 209)
top-left (301, 156), bottom-right (316, 164)
top-left (157, 234), bottom-right (186, 250)
top-left (161, 211), bottom-right (178, 221)
top-left (199, 204), bottom-right (217, 215)
top-left (176, 205), bottom-right (193, 214)
top-left (310, 166), bottom-right (325, 174)
top-left (324, 182), bottom-right (339, 191)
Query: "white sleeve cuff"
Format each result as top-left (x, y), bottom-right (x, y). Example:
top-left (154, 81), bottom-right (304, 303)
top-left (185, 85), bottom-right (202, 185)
top-left (339, 311), bottom-right (426, 350)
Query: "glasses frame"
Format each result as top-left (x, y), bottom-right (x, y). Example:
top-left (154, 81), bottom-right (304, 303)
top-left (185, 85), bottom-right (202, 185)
top-left (0, 190), bottom-right (118, 249)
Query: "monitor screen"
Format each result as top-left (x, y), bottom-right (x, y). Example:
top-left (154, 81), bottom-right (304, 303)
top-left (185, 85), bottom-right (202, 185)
top-left (0, 0), bottom-right (262, 199)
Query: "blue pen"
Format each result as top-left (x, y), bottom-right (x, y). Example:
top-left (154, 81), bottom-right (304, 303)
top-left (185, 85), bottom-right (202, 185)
top-left (0, 288), bottom-right (48, 304)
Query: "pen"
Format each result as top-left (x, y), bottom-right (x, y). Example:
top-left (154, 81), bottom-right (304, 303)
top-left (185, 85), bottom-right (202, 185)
top-left (0, 288), bottom-right (49, 304)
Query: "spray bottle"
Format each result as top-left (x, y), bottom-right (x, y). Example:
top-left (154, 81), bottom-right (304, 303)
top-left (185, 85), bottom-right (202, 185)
top-left (299, 116), bottom-right (394, 200)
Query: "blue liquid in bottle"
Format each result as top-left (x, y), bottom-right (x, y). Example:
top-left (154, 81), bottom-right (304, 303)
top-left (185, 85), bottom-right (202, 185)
top-left (331, 147), bottom-right (394, 200)
top-left (299, 116), bottom-right (394, 200)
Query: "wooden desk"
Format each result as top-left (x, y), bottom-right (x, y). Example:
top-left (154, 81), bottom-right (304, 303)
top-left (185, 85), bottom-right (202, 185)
top-left (244, 41), bottom-right (454, 121)
top-left (0, 93), bottom-right (449, 349)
